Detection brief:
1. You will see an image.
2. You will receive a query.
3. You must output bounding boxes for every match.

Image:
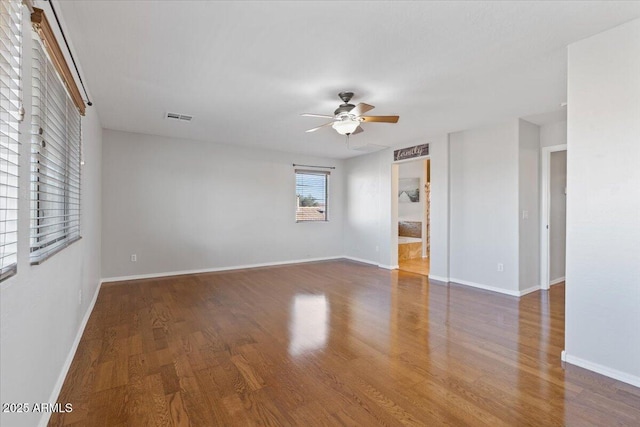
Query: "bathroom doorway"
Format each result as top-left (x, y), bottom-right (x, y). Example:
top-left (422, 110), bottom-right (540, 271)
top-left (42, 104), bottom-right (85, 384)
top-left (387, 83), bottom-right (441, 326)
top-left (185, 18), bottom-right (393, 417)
top-left (397, 158), bottom-right (430, 276)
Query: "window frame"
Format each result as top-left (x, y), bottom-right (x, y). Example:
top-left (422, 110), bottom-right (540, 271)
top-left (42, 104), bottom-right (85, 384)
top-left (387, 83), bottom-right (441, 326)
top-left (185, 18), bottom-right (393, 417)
top-left (295, 169), bottom-right (330, 223)
top-left (29, 8), bottom-right (83, 264)
top-left (0, 0), bottom-right (23, 282)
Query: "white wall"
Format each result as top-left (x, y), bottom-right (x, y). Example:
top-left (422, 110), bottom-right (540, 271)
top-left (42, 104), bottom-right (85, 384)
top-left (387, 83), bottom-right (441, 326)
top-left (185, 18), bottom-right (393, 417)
top-left (540, 120), bottom-right (567, 148)
top-left (518, 119), bottom-right (540, 293)
top-left (549, 150), bottom-right (567, 282)
top-left (449, 122), bottom-right (520, 293)
top-left (343, 149), bottom-right (389, 266)
top-left (343, 135), bottom-right (449, 275)
top-left (428, 136), bottom-right (450, 280)
top-left (565, 19), bottom-right (640, 386)
top-left (0, 8), bottom-right (103, 426)
top-left (101, 130), bottom-right (344, 279)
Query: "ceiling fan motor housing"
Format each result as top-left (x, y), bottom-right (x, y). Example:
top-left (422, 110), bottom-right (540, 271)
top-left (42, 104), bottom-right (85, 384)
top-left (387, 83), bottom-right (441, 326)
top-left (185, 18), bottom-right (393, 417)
top-left (334, 91), bottom-right (356, 115)
top-left (334, 104), bottom-right (355, 115)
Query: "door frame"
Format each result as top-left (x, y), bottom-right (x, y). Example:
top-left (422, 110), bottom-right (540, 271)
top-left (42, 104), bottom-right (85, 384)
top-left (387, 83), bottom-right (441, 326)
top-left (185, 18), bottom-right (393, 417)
top-left (540, 144), bottom-right (567, 290)
top-left (391, 156), bottom-right (430, 269)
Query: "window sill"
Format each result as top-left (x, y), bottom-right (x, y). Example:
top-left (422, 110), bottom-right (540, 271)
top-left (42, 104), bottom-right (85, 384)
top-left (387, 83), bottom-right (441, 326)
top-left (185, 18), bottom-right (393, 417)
top-left (30, 236), bottom-right (82, 266)
top-left (0, 266), bottom-right (17, 283)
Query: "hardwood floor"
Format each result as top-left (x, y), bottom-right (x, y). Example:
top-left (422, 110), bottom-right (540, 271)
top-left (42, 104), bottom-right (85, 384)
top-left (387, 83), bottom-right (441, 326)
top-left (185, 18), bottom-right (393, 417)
top-left (49, 260), bottom-right (640, 426)
top-left (398, 257), bottom-right (430, 276)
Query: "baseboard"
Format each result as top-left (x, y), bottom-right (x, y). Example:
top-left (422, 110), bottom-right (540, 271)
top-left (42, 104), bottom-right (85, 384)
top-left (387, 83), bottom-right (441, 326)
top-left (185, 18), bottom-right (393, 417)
top-left (550, 276), bottom-right (565, 286)
top-left (561, 350), bottom-right (640, 388)
top-left (342, 256), bottom-right (379, 267)
top-left (428, 274), bottom-right (449, 283)
top-left (449, 277), bottom-right (538, 297)
top-left (38, 281), bottom-right (102, 427)
top-left (101, 256), bottom-right (344, 283)
top-left (342, 257), bottom-right (398, 270)
top-left (519, 285), bottom-right (541, 296)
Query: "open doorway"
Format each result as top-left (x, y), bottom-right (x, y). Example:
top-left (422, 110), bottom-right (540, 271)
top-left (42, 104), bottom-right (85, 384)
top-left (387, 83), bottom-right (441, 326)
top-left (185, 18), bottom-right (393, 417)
top-left (541, 145), bottom-right (567, 289)
top-left (396, 158), bottom-right (430, 275)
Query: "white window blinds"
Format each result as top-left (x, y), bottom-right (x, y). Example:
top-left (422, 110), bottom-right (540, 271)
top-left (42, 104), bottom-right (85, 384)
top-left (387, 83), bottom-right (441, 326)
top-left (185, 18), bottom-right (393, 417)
top-left (30, 30), bottom-right (81, 264)
top-left (295, 170), bottom-right (329, 222)
top-left (0, 0), bottom-right (22, 281)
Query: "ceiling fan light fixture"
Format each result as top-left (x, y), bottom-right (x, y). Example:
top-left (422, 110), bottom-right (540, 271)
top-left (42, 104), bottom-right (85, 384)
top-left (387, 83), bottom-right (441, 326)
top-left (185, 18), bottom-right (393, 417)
top-left (332, 119), bottom-right (360, 135)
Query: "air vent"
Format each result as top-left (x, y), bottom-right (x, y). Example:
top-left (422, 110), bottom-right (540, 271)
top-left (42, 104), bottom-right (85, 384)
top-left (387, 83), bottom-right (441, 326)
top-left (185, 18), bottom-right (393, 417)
top-left (165, 112), bottom-right (193, 122)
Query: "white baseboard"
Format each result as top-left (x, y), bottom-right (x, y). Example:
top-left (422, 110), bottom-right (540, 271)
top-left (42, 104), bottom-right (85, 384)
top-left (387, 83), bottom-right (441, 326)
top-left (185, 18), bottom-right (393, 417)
top-left (550, 276), bottom-right (565, 286)
top-left (101, 256), bottom-right (344, 283)
top-left (38, 281), bottom-right (102, 427)
top-left (449, 278), bottom-right (540, 297)
top-left (342, 256), bottom-right (379, 267)
top-left (561, 350), bottom-right (640, 388)
top-left (428, 274), bottom-right (449, 283)
top-left (519, 285), bottom-right (541, 296)
top-left (342, 257), bottom-right (397, 270)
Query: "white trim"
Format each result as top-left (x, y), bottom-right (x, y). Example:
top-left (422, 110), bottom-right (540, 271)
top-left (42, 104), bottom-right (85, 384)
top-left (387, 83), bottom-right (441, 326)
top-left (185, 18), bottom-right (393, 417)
top-left (102, 257), bottom-right (408, 284)
top-left (428, 274), bottom-right (449, 283)
top-left (344, 259), bottom-right (398, 270)
top-left (392, 154), bottom-right (431, 165)
top-left (450, 278), bottom-right (540, 297)
top-left (562, 351), bottom-right (640, 388)
top-left (550, 276), bottom-right (565, 286)
top-left (342, 256), bottom-right (379, 266)
top-left (519, 285), bottom-right (541, 296)
top-left (101, 256), bottom-right (344, 283)
top-left (38, 281), bottom-right (102, 427)
top-left (540, 144), bottom-right (567, 290)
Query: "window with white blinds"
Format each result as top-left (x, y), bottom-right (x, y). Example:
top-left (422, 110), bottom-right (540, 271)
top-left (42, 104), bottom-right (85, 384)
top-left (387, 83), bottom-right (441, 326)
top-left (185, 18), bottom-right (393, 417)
top-left (295, 170), bottom-right (329, 222)
top-left (30, 30), bottom-right (81, 264)
top-left (0, 0), bottom-right (22, 281)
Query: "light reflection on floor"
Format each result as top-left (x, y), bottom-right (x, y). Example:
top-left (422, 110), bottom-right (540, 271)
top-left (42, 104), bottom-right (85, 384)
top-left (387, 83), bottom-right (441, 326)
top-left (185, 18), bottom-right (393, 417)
top-left (288, 294), bottom-right (329, 356)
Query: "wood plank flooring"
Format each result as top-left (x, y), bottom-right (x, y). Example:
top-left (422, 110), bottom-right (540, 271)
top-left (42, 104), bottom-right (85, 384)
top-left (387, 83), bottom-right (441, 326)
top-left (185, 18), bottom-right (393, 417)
top-left (398, 257), bottom-right (430, 276)
top-left (49, 260), bottom-right (640, 426)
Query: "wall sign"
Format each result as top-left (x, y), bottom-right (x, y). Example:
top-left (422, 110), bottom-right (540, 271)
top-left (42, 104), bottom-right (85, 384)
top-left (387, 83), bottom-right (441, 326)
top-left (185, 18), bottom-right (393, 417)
top-left (394, 143), bottom-right (429, 161)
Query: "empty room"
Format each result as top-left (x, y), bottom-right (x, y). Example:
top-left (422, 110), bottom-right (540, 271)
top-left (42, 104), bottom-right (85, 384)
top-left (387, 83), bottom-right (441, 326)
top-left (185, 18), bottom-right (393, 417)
top-left (1, 1), bottom-right (639, 426)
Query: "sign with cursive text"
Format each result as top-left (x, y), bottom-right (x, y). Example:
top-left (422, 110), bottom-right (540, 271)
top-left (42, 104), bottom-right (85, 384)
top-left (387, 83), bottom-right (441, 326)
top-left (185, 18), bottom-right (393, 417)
top-left (393, 144), bottom-right (429, 161)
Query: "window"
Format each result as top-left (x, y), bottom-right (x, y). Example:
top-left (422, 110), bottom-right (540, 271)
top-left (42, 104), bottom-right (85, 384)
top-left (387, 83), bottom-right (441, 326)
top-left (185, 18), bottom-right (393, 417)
top-left (295, 170), bottom-right (329, 222)
top-left (30, 20), bottom-right (82, 263)
top-left (0, 0), bottom-right (22, 281)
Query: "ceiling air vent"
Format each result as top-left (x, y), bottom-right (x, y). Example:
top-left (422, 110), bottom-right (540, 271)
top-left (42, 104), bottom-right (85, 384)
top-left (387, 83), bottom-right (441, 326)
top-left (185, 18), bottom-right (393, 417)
top-left (165, 112), bottom-right (193, 122)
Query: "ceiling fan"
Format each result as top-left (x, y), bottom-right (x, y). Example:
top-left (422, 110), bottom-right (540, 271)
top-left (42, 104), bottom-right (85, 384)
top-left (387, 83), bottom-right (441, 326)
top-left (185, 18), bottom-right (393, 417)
top-left (302, 91), bottom-right (399, 136)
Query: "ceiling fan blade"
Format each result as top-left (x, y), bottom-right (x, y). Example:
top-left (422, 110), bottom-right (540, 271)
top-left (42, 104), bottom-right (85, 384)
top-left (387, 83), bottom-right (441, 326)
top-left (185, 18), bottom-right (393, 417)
top-left (350, 103), bottom-right (375, 116)
top-left (351, 126), bottom-right (364, 135)
top-left (301, 113), bottom-right (335, 119)
top-left (361, 115), bottom-right (399, 123)
top-left (305, 121), bottom-right (334, 133)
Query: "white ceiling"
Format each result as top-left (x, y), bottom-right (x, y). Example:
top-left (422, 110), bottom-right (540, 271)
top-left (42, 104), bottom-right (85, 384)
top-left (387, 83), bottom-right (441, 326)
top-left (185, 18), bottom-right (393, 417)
top-left (56, 1), bottom-right (640, 159)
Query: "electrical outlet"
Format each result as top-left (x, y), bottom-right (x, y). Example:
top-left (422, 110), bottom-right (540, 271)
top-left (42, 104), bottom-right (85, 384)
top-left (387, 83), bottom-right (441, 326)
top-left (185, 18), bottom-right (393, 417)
top-left (497, 263), bottom-right (504, 272)
top-left (78, 289), bottom-right (82, 305)
top-left (131, 254), bottom-right (137, 262)
top-left (522, 210), bottom-right (529, 220)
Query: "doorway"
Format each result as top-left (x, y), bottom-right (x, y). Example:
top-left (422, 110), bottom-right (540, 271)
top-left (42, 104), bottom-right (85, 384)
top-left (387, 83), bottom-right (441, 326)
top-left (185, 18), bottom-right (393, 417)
top-left (541, 145), bottom-right (567, 289)
top-left (396, 158), bottom-right (430, 276)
